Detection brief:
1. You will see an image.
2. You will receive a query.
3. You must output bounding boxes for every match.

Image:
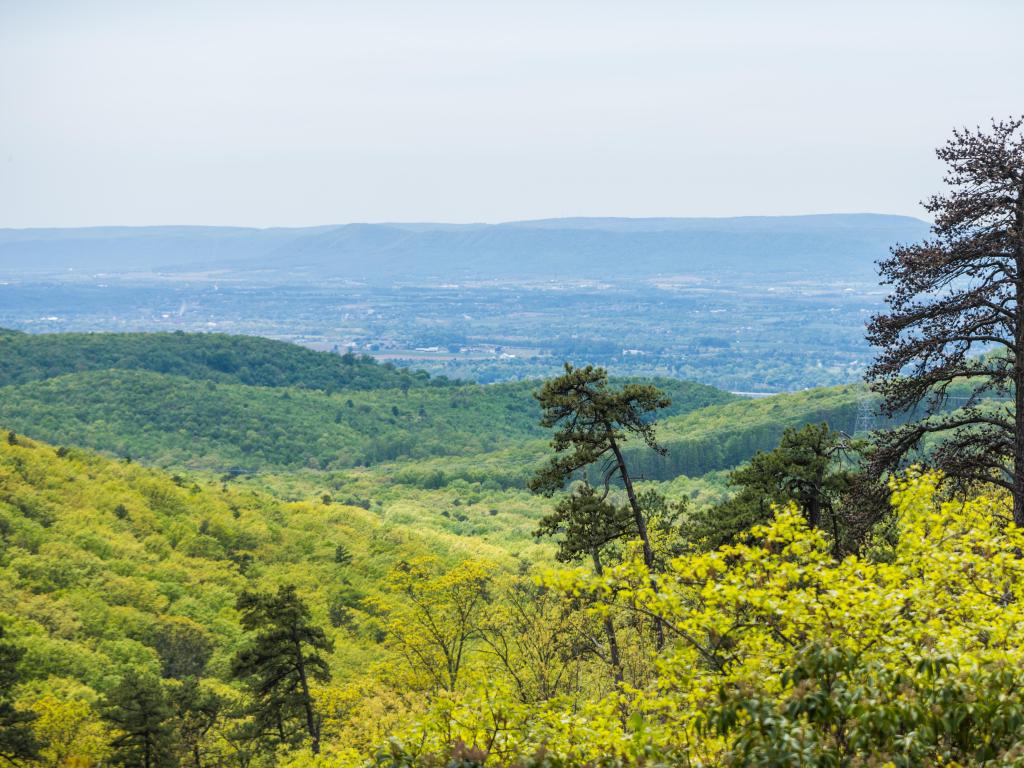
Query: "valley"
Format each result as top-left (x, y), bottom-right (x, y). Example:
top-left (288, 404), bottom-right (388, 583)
top-left (0, 215), bottom-right (925, 392)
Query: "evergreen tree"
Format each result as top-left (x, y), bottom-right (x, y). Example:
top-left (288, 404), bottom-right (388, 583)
top-left (231, 585), bottom-right (332, 755)
top-left (684, 424), bottom-right (854, 553)
top-left (153, 616), bottom-right (214, 680)
top-left (867, 117), bottom-right (1024, 524)
top-left (0, 626), bottom-right (39, 767)
top-left (536, 483), bottom-right (634, 565)
top-left (102, 669), bottom-right (177, 768)
top-left (334, 543), bottom-right (353, 566)
top-left (530, 364), bottom-right (670, 575)
top-left (530, 363), bottom-right (670, 646)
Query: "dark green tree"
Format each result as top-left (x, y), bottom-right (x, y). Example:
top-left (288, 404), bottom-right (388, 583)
top-left (536, 484), bottom-right (634, 565)
top-left (530, 364), bottom-right (670, 575)
top-left (102, 669), bottom-right (177, 768)
top-left (231, 585), bottom-right (332, 755)
top-left (866, 118), bottom-right (1024, 524)
top-left (170, 678), bottom-right (223, 768)
top-left (153, 616), bottom-right (214, 680)
top-left (530, 363), bottom-right (670, 647)
top-left (0, 627), bottom-right (39, 767)
top-left (334, 543), bottom-right (353, 566)
top-left (684, 424), bottom-right (855, 553)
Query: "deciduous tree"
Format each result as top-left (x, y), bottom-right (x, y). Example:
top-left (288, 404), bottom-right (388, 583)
top-left (27, 692), bottom-right (108, 768)
top-left (379, 557), bottom-right (493, 693)
top-left (479, 578), bottom-right (590, 703)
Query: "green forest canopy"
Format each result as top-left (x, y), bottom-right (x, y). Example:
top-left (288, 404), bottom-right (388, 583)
top-left (0, 330), bottom-right (737, 473)
top-left (0, 328), bottom-right (446, 391)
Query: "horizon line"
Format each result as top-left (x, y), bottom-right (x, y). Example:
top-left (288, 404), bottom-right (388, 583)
top-left (0, 211), bottom-right (931, 233)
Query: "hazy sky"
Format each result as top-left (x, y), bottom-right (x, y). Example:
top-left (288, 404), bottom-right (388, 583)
top-left (1, 0), bottom-right (1021, 228)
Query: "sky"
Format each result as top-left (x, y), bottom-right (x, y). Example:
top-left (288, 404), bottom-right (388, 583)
top-left (1, 0), bottom-right (1021, 228)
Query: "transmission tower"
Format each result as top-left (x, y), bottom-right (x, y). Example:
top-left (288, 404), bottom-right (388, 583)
top-left (853, 391), bottom-right (878, 436)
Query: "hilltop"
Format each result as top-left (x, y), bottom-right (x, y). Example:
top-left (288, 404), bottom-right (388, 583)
top-left (0, 329), bottom-right (446, 391)
top-left (0, 330), bottom-right (735, 472)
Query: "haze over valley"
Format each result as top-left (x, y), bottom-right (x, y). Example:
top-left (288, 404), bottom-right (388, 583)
top-left (0, 213), bottom-right (928, 391)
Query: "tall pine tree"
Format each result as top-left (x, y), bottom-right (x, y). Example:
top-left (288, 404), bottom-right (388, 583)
top-left (867, 118), bottom-right (1024, 524)
top-left (231, 585), bottom-right (332, 755)
top-left (535, 484), bottom-right (632, 682)
top-left (530, 363), bottom-right (671, 648)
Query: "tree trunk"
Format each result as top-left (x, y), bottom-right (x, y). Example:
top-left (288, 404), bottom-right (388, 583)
top-left (808, 466), bottom-right (824, 531)
top-left (591, 546), bottom-right (623, 685)
top-left (293, 639), bottom-right (319, 755)
top-left (1015, 370), bottom-right (1024, 528)
top-left (1015, 180), bottom-right (1024, 528)
top-left (608, 436), bottom-right (665, 650)
top-left (609, 438), bottom-right (655, 569)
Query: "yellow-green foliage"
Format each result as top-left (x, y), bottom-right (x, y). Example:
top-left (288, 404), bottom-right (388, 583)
top-left (10, 426), bottom-right (1024, 766)
top-left (388, 472), bottom-right (1024, 766)
top-left (0, 432), bottom-right (496, 765)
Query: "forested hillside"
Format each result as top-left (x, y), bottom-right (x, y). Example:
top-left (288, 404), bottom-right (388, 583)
top-left (0, 329), bottom-right (445, 391)
top-left (2, 332), bottom-right (1023, 766)
top-left (0, 333), bottom-right (735, 471)
top-left (0, 430), bottom-right (487, 678)
top-left (6, 428), bottom-right (1024, 766)
top-left (1, 355), bottom-right (887, 496)
top-left (0, 432), bottom-right (518, 763)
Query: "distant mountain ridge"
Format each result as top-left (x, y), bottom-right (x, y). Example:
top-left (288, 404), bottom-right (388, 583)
top-left (0, 214), bottom-right (931, 282)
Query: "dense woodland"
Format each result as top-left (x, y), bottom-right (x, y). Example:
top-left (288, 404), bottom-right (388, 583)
top-left (0, 330), bottom-right (450, 392)
top-left (3, 119), bottom-right (1024, 766)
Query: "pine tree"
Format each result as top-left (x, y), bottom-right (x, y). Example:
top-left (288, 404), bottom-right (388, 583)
top-left (102, 669), bottom-right (177, 768)
top-left (530, 364), bottom-right (670, 576)
top-left (0, 626), bottom-right (39, 767)
top-left (535, 484), bottom-right (634, 565)
top-left (867, 117), bottom-right (1024, 524)
top-left (231, 585), bottom-right (332, 755)
top-left (530, 363), bottom-right (671, 647)
top-left (334, 543), bottom-right (353, 566)
top-left (684, 424), bottom-right (855, 553)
